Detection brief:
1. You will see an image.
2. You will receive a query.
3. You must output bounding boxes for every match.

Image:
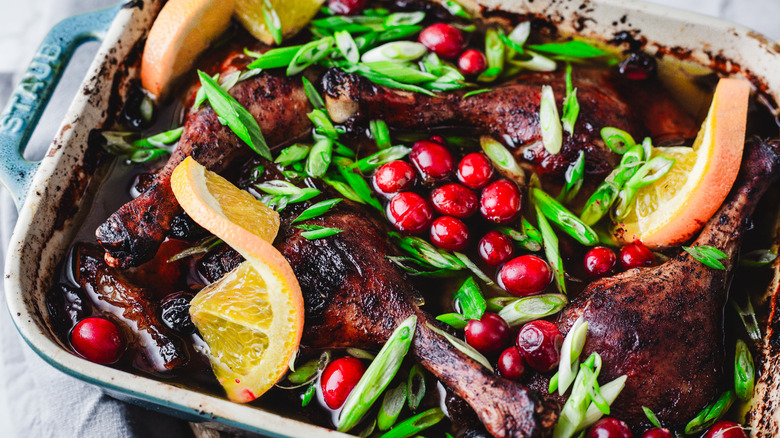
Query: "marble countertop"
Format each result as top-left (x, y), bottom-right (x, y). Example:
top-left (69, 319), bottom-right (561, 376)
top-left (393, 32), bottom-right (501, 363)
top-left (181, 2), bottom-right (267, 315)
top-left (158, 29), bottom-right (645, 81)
top-left (0, 0), bottom-right (777, 436)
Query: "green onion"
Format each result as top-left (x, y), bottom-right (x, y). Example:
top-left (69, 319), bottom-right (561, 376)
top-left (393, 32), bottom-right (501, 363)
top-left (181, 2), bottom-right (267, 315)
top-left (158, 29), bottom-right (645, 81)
top-left (684, 391), bottom-right (736, 435)
top-left (305, 138), bottom-right (334, 177)
top-left (536, 205), bottom-right (566, 294)
top-left (333, 141), bottom-right (355, 157)
top-left (283, 350), bottom-right (331, 388)
top-left (198, 71), bottom-right (271, 160)
top-left (533, 188), bottom-right (599, 246)
top-left (168, 236), bottom-right (222, 262)
top-left (731, 298), bottom-right (761, 343)
top-left (540, 85), bottom-right (563, 154)
top-left (527, 40), bottom-right (607, 59)
top-left (453, 277), bottom-right (486, 320)
top-left (426, 322), bottom-right (493, 371)
top-left (341, 63), bottom-right (436, 95)
top-left (255, 180), bottom-right (321, 203)
top-left (261, 0), bottom-right (283, 45)
top-left (302, 383), bottom-right (316, 406)
top-left (357, 418), bottom-right (376, 438)
top-left (369, 119), bottom-right (392, 149)
top-left (338, 165), bottom-right (384, 211)
top-left (376, 25), bottom-right (422, 43)
top-left (642, 407), bottom-right (663, 428)
top-left (390, 233), bottom-right (464, 271)
top-left (247, 45), bottom-right (303, 69)
top-left (498, 293), bottom-right (568, 327)
top-left (555, 316), bottom-right (588, 395)
top-left (275, 144), bottom-right (311, 166)
top-left (379, 408), bottom-right (444, 438)
top-left (523, 218), bottom-right (545, 248)
top-left (580, 144), bottom-right (644, 225)
top-left (378, 382), bottom-right (407, 431)
top-left (600, 127), bottom-right (635, 154)
top-left (347, 348), bottom-right (376, 360)
top-left (441, 0), bottom-right (471, 18)
top-left (740, 248), bottom-right (778, 267)
top-left (353, 146), bottom-right (410, 173)
top-left (363, 61), bottom-right (438, 84)
top-left (453, 252), bottom-right (495, 285)
top-left (436, 313), bottom-right (468, 329)
top-left (362, 41), bottom-right (427, 63)
top-left (683, 245), bottom-right (728, 270)
top-left (558, 151), bottom-right (585, 204)
top-left (384, 11), bottom-right (425, 27)
top-left (561, 63), bottom-right (580, 135)
top-left (614, 155), bottom-right (675, 219)
top-left (487, 296), bottom-right (520, 311)
top-left (133, 127), bottom-right (184, 148)
top-left (288, 37), bottom-right (334, 76)
top-left (335, 30), bottom-right (361, 63)
top-left (364, 8), bottom-right (390, 16)
top-left (292, 198), bottom-right (343, 223)
top-left (498, 31), bottom-right (526, 54)
top-left (507, 51), bottom-right (557, 72)
top-left (406, 364), bottom-right (426, 410)
top-left (338, 315), bottom-right (417, 432)
top-left (463, 88), bottom-right (492, 98)
top-left (321, 176), bottom-right (364, 204)
top-left (508, 22), bottom-right (531, 48)
top-left (498, 226), bottom-right (542, 252)
top-left (480, 136), bottom-right (526, 185)
top-left (388, 256), bottom-right (457, 277)
top-left (478, 28), bottom-right (505, 82)
top-left (296, 225), bottom-right (343, 240)
top-left (734, 339), bottom-right (755, 401)
top-left (579, 375), bottom-right (627, 431)
top-left (308, 109), bottom-right (339, 139)
top-left (301, 77), bottom-right (326, 110)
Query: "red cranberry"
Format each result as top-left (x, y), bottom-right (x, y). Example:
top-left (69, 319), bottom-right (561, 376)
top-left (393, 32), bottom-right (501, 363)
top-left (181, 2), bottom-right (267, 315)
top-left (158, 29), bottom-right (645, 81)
top-left (431, 183), bottom-right (478, 218)
top-left (702, 421), bottom-right (748, 438)
top-left (429, 135), bottom-right (446, 145)
top-left (70, 317), bottom-right (125, 365)
top-left (458, 152), bottom-right (494, 189)
top-left (516, 320), bottom-right (563, 372)
top-left (618, 51), bottom-right (657, 80)
top-left (465, 313), bottom-right (510, 356)
top-left (497, 347), bottom-right (526, 380)
top-left (478, 231), bottom-right (515, 266)
top-left (387, 192), bottom-right (433, 234)
top-left (430, 216), bottom-right (470, 251)
top-left (584, 246), bottom-right (617, 277)
top-left (480, 179), bottom-right (522, 223)
top-left (458, 49), bottom-right (487, 75)
top-left (641, 428), bottom-right (674, 438)
top-left (499, 255), bottom-right (552, 297)
top-left (327, 0), bottom-right (367, 15)
top-left (373, 160), bottom-right (416, 195)
top-left (410, 140), bottom-right (454, 181)
top-left (418, 23), bottom-right (464, 58)
top-left (587, 417), bottom-right (633, 438)
top-left (619, 242), bottom-right (655, 270)
top-left (320, 357), bottom-right (366, 409)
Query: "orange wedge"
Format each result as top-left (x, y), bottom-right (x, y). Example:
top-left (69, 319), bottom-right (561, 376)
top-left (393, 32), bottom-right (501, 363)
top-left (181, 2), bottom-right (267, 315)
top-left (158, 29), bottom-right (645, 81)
top-left (171, 157), bottom-right (303, 402)
top-left (141, 0), bottom-right (235, 99)
top-left (614, 78), bottom-right (750, 248)
top-left (235, 0), bottom-right (325, 45)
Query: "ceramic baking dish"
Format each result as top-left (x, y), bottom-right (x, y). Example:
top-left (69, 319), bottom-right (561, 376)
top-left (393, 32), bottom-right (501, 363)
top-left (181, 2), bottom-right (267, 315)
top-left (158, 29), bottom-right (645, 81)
top-left (3, 0), bottom-right (779, 436)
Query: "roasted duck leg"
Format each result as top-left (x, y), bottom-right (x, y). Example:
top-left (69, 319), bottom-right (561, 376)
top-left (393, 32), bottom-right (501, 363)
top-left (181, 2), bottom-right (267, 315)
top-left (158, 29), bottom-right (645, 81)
top-left (276, 205), bottom-right (556, 437)
top-left (96, 61), bottom-right (312, 268)
top-left (556, 138), bottom-right (780, 430)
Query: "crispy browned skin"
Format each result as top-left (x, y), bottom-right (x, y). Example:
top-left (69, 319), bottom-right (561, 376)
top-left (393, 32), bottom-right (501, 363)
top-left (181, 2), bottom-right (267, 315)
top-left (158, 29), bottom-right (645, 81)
top-left (75, 245), bottom-right (189, 374)
top-left (96, 55), bottom-right (312, 268)
top-left (323, 67), bottom-right (642, 176)
top-left (555, 138), bottom-right (780, 430)
top-left (276, 204), bottom-right (556, 437)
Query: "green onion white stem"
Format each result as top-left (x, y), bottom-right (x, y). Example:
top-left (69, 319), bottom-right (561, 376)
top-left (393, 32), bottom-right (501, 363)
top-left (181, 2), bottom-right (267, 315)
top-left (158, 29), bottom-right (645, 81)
top-left (362, 41), bottom-right (426, 63)
top-left (478, 28), bottom-right (505, 82)
top-left (507, 51), bottom-right (556, 72)
top-left (480, 136), bottom-right (526, 185)
top-left (508, 22), bottom-right (531, 47)
top-left (536, 206), bottom-right (566, 294)
top-left (338, 315), bottom-right (417, 432)
top-left (557, 151), bottom-right (585, 204)
top-left (540, 85), bottom-right (563, 154)
top-left (600, 127), bottom-right (635, 154)
top-left (335, 30), bottom-right (361, 63)
top-left (288, 37), bottom-right (334, 76)
top-left (556, 317), bottom-right (588, 395)
top-left (498, 293), bottom-right (568, 327)
top-left (426, 322), bottom-right (493, 371)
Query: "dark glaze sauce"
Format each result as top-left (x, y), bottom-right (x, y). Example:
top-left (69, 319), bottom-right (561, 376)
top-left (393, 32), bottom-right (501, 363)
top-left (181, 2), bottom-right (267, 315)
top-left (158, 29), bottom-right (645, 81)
top-left (45, 3), bottom-right (780, 436)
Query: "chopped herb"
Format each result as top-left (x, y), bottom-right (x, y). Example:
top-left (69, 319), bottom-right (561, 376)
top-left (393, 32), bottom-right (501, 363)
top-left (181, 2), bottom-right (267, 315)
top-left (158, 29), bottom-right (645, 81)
top-left (508, 22), bottom-right (531, 47)
top-left (198, 71), bottom-right (271, 160)
top-left (497, 293), bottom-right (567, 327)
top-left (452, 277), bottom-right (486, 320)
top-left (600, 127), bottom-right (636, 155)
top-left (453, 252), bottom-right (495, 285)
top-left (390, 233), bottom-right (465, 271)
top-left (322, 176), bottom-right (365, 204)
top-left (347, 348), bottom-right (376, 360)
top-left (554, 316), bottom-right (588, 395)
top-left (167, 236), bottom-right (222, 262)
top-left (255, 180), bottom-right (321, 204)
top-left (683, 245), bottom-right (728, 270)
top-left (561, 63), bottom-right (580, 135)
top-left (536, 205), bottom-right (566, 294)
top-left (477, 28), bottom-right (505, 82)
top-left (731, 298), bottom-right (762, 343)
top-left (498, 225), bottom-right (543, 252)
top-left (387, 256), bottom-right (457, 277)
top-left (262, 0), bottom-right (283, 45)
top-left (362, 41), bottom-right (427, 63)
top-left (463, 88), bottom-right (492, 98)
top-left (384, 11), bottom-right (425, 27)
top-left (288, 37), bottom-right (334, 76)
top-left (481, 135), bottom-right (526, 185)
top-left (296, 224), bottom-right (343, 240)
top-left (338, 165), bottom-right (384, 211)
top-left (301, 383), bottom-right (316, 406)
top-left (292, 198), bottom-right (343, 223)
top-left (275, 144), bottom-right (311, 166)
top-left (533, 188), bottom-right (598, 246)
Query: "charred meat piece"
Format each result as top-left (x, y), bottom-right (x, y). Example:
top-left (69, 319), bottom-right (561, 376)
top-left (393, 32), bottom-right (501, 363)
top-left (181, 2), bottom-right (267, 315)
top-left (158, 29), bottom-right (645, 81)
top-left (96, 52), bottom-right (312, 268)
top-left (556, 138), bottom-right (780, 430)
top-left (75, 245), bottom-right (189, 374)
top-left (323, 67), bottom-right (642, 176)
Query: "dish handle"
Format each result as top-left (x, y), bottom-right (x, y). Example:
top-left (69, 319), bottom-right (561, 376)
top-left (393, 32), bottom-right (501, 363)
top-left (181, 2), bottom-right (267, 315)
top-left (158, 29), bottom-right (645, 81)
top-left (0, 3), bottom-right (122, 210)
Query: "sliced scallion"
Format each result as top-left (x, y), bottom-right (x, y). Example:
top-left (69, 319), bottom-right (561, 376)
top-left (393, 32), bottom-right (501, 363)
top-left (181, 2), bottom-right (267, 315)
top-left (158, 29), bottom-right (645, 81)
top-left (362, 41), bottom-right (427, 63)
top-left (296, 225), bottom-right (343, 240)
top-left (406, 364), bottom-right (426, 410)
top-left (305, 137), bottom-right (334, 177)
top-left (436, 313), bottom-right (468, 329)
top-left (292, 198), bottom-right (343, 223)
top-left (643, 407), bottom-right (663, 428)
top-left (275, 144), bottom-right (311, 166)
top-left (507, 51), bottom-right (557, 72)
top-left (347, 348), bottom-right (377, 360)
top-left (453, 277), bottom-right (486, 320)
top-left (463, 88), bottom-right (492, 98)
top-left (683, 245), bottom-right (728, 270)
top-left (301, 77), bottom-right (326, 110)
top-left (301, 383), bottom-right (316, 406)
top-left (481, 136), bottom-right (526, 185)
top-left (370, 119), bottom-right (392, 149)
top-left (601, 127), bottom-right (635, 155)
top-left (426, 322), bottom-right (493, 371)
top-left (247, 45), bottom-right (303, 69)
top-left (353, 145), bottom-right (410, 173)
top-left (288, 37), bottom-right (334, 76)
top-left (558, 151), bottom-right (585, 204)
top-left (528, 40), bottom-right (607, 59)
top-left (556, 316), bottom-right (588, 395)
top-left (453, 252), bottom-right (495, 285)
top-left (308, 109), bottom-right (339, 139)
top-left (261, 0), bottom-right (283, 45)
top-left (684, 391), bottom-right (736, 435)
top-left (561, 63), bottom-right (580, 135)
top-left (740, 248), bottom-right (778, 267)
top-left (335, 30), bottom-right (361, 64)
top-left (508, 22), bottom-right (531, 48)
top-left (390, 233), bottom-right (464, 271)
top-left (731, 298), bottom-right (761, 344)
top-left (338, 165), bottom-right (383, 211)
top-left (533, 188), bottom-right (598, 246)
top-left (536, 205), bottom-right (566, 294)
top-left (540, 85), bottom-right (563, 154)
top-left (338, 315), bottom-right (417, 432)
top-left (498, 293), bottom-right (568, 327)
top-left (441, 0), bottom-right (471, 18)
top-left (734, 339), bottom-right (755, 401)
top-left (379, 408), bottom-right (444, 438)
top-left (384, 11), bottom-right (425, 27)
top-left (322, 176), bottom-right (364, 204)
top-left (498, 225), bottom-right (542, 252)
top-left (478, 28), bottom-right (505, 82)
top-left (378, 382), bottom-right (407, 431)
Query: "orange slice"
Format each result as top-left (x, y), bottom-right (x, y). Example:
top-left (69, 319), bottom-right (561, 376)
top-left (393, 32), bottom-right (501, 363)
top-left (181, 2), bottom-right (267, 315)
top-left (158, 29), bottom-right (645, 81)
top-left (141, 0), bottom-right (235, 99)
top-left (234, 0), bottom-right (325, 45)
top-left (171, 157), bottom-right (303, 402)
top-left (613, 78), bottom-right (750, 248)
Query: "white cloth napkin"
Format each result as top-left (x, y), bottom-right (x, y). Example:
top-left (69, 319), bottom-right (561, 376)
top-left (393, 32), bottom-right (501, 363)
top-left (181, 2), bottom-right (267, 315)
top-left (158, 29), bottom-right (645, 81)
top-left (0, 0), bottom-right (777, 437)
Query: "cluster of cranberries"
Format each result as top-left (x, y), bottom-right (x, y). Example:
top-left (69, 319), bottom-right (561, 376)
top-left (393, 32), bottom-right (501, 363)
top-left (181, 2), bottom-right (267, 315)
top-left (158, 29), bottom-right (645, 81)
top-left (584, 418), bottom-right (747, 438)
top-left (583, 242), bottom-right (655, 277)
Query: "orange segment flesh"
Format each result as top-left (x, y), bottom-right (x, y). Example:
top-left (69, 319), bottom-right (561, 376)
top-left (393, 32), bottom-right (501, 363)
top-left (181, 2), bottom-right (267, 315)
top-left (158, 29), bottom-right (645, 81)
top-left (171, 157), bottom-right (303, 402)
top-left (614, 78), bottom-right (750, 248)
top-left (141, 0), bottom-right (235, 99)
